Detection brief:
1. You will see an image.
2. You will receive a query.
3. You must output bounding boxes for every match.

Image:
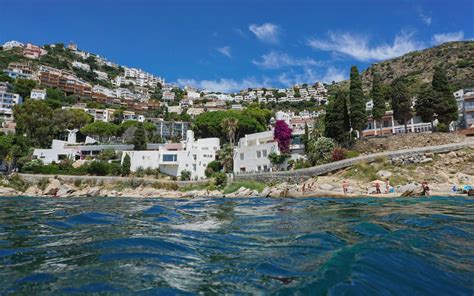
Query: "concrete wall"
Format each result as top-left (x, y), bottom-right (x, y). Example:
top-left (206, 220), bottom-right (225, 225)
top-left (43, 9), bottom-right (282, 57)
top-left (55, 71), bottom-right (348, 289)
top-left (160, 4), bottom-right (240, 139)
top-left (234, 140), bottom-right (474, 183)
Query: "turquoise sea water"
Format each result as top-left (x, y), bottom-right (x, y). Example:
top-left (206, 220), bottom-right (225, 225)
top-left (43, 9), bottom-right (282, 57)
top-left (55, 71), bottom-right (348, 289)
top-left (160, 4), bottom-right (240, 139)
top-left (0, 196), bottom-right (473, 295)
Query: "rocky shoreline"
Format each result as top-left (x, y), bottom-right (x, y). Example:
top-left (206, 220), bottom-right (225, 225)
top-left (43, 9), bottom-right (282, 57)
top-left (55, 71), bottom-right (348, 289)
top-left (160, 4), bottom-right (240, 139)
top-left (0, 175), bottom-right (471, 199)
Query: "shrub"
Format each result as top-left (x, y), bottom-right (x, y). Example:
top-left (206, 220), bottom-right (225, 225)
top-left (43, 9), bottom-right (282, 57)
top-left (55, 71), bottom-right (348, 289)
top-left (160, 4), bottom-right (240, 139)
top-left (121, 154), bottom-right (131, 176)
top-left (345, 150), bottom-right (360, 158)
top-left (223, 180), bottom-right (266, 194)
top-left (86, 161), bottom-right (109, 176)
top-left (332, 147), bottom-right (347, 161)
top-left (205, 160), bottom-right (222, 178)
top-left (213, 172), bottom-right (227, 187)
top-left (433, 123), bottom-right (449, 133)
top-left (180, 170), bottom-right (191, 181)
top-left (308, 137), bottom-right (336, 165)
top-left (108, 162), bottom-right (122, 176)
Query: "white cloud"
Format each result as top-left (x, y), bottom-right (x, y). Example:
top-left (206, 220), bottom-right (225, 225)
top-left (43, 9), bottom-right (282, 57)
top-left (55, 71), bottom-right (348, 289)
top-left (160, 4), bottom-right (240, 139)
top-left (252, 51), bottom-right (323, 69)
top-left (249, 23), bottom-right (280, 43)
top-left (321, 67), bottom-right (346, 83)
top-left (307, 31), bottom-right (425, 61)
top-left (176, 78), bottom-right (264, 93)
top-left (419, 12), bottom-right (432, 26)
top-left (432, 31), bottom-right (464, 44)
top-left (216, 46), bottom-right (232, 58)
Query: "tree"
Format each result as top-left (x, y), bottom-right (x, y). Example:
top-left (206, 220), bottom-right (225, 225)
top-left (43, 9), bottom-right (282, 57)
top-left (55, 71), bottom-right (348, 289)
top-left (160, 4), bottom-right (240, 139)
top-left (46, 87), bottom-right (65, 101)
top-left (268, 152), bottom-right (289, 171)
top-left (221, 117), bottom-right (239, 147)
top-left (303, 123), bottom-right (309, 153)
top-left (274, 120), bottom-right (292, 154)
top-left (217, 144), bottom-right (234, 173)
top-left (371, 73), bottom-right (386, 135)
top-left (80, 121), bottom-right (119, 142)
top-left (324, 90), bottom-right (350, 144)
top-left (348, 66), bottom-right (367, 137)
top-left (13, 100), bottom-right (54, 148)
top-left (122, 154), bottom-right (131, 176)
top-left (205, 160), bottom-right (223, 177)
top-left (52, 108), bottom-right (93, 132)
top-left (132, 123), bottom-right (147, 150)
top-left (13, 79), bottom-right (36, 99)
top-left (391, 78), bottom-right (413, 133)
top-left (431, 66), bottom-right (458, 128)
top-left (415, 89), bottom-right (436, 129)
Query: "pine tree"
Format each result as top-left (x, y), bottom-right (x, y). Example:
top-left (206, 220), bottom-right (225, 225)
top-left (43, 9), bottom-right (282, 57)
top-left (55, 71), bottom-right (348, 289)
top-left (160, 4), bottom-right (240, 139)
top-left (348, 66), bottom-right (367, 137)
top-left (371, 73), bottom-right (385, 135)
top-left (132, 123), bottom-right (147, 150)
top-left (391, 78), bottom-right (413, 133)
top-left (431, 66), bottom-right (458, 128)
top-left (303, 123), bottom-right (309, 153)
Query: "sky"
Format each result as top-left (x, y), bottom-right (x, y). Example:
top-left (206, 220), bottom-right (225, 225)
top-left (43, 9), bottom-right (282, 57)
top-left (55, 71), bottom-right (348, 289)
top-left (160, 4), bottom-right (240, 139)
top-left (1, 0), bottom-right (473, 92)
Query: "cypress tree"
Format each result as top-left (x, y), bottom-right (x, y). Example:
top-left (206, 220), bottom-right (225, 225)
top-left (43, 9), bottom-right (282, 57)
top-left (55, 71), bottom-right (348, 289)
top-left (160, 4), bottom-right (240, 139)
top-left (371, 73), bottom-right (385, 135)
top-left (122, 154), bottom-right (131, 176)
top-left (348, 66), bottom-right (367, 137)
top-left (132, 123), bottom-right (147, 150)
top-left (324, 90), bottom-right (350, 143)
top-left (415, 88), bottom-right (436, 129)
top-left (391, 78), bottom-right (413, 133)
top-left (432, 66), bottom-right (458, 128)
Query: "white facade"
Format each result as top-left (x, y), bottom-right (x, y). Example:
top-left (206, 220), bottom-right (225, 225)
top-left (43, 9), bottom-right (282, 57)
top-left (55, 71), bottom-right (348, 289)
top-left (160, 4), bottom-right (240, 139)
top-left (0, 85), bottom-right (22, 120)
top-left (187, 90), bottom-right (201, 99)
top-left (122, 130), bottom-right (220, 179)
top-left (2, 40), bottom-right (24, 50)
top-left (93, 70), bottom-right (109, 80)
top-left (32, 140), bottom-right (79, 164)
top-left (30, 89), bottom-right (47, 100)
top-left (233, 130), bottom-right (279, 173)
top-left (72, 61), bottom-right (91, 71)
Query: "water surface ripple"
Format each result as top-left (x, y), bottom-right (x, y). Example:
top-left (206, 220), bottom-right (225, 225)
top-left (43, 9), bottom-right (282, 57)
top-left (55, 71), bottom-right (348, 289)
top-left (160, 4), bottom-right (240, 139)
top-left (0, 196), bottom-right (473, 295)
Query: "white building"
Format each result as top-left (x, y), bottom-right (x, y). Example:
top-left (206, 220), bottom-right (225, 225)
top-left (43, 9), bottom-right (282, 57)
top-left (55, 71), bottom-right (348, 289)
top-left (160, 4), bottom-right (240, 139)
top-left (233, 130), bottom-right (279, 173)
top-left (2, 40), bottom-right (24, 50)
top-left (30, 89), bottom-right (47, 100)
top-left (122, 130), bottom-right (220, 180)
top-left (0, 84), bottom-right (22, 121)
top-left (72, 61), bottom-right (91, 71)
top-left (187, 90), bottom-right (201, 100)
top-left (93, 70), bottom-right (108, 80)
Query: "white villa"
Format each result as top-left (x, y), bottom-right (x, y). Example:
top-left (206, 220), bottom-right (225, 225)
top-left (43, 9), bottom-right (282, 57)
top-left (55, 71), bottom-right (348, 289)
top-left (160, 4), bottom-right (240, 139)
top-left (122, 130), bottom-right (220, 180)
top-left (233, 130), bottom-right (279, 173)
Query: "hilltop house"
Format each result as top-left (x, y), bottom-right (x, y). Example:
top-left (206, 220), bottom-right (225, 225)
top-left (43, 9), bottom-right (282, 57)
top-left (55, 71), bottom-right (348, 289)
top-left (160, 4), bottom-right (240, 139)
top-left (233, 130), bottom-right (279, 173)
top-left (122, 130), bottom-right (220, 179)
top-left (0, 83), bottom-right (22, 121)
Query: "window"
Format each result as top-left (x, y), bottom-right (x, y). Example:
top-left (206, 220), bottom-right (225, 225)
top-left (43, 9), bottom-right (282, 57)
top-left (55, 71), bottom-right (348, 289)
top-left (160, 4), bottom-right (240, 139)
top-left (383, 120), bottom-right (390, 127)
top-left (240, 153), bottom-right (244, 160)
top-left (193, 164), bottom-right (196, 171)
top-left (262, 150), bottom-right (267, 157)
top-left (256, 150), bottom-right (261, 158)
top-left (163, 154), bottom-right (177, 162)
top-left (257, 166), bottom-right (261, 171)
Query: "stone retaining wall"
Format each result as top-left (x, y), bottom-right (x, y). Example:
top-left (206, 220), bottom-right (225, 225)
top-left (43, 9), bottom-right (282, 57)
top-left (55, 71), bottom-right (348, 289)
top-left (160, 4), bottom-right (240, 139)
top-left (234, 140), bottom-right (474, 183)
top-left (17, 174), bottom-right (209, 188)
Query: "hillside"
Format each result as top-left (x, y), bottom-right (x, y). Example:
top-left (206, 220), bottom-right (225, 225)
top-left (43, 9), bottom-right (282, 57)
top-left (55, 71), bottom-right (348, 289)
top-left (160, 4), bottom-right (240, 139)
top-left (336, 41), bottom-right (474, 93)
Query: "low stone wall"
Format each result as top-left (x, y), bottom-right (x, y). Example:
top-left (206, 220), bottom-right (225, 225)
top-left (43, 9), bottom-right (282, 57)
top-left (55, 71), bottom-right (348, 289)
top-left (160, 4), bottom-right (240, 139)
top-left (17, 174), bottom-right (209, 188)
top-left (234, 140), bottom-right (474, 183)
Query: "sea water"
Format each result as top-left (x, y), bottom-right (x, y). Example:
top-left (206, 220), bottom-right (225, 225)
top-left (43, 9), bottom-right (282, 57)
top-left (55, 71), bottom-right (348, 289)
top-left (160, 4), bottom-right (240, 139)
top-left (0, 196), bottom-right (473, 295)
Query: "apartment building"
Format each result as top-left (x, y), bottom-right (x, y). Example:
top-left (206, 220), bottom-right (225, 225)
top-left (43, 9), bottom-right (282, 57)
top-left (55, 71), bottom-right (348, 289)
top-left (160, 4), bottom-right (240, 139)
top-left (93, 70), bottom-right (108, 80)
top-left (38, 65), bottom-right (92, 97)
top-left (122, 130), bottom-right (220, 179)
top-left (2, 40), bottom-right (24, 50)
top-left (233, 130), bottom-right (279, 173)
top-left (72, 61), bottom-right (91, 71)
top-left (148, 118), bottom-right (190, 140)
top-left (23, 43), bottom-right (47, 59)
top-left (0, 83), bottom-right (22, 120)
top-left (454, 88), bottom-right (474, 129)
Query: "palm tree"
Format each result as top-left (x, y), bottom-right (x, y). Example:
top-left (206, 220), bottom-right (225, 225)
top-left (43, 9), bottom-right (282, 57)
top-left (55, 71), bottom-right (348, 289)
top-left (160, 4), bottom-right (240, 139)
top-left (217, 144), bottom-right (234, 173)
top-left (221, 117), bottom-right (239, 146)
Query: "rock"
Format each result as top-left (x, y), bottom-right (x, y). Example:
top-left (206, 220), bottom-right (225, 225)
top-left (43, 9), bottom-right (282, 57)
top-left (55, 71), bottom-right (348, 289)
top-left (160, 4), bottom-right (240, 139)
top-left (419, 158), bottom-right (433, 164)
top-left (86, 187), bottom-right (101, 197)
top-left (446, 151), bottom-right (457, 158)
top-left (0, 186), bottom-right (19, 196)
top-left (468, 189), bottom-right (474, 196)
top-left (346, 186), bottom-right (354, 194)
top-left (56, 184), bottom-right (76, 197)
top-left (43, 179), bottom-right (61, 196)
top-left (456, 172), bottom-right (472, 183)
top-left (398, 183), bottom-right (424, 197)
top-left (377, 170), bottom-right (392, 178)
top-left (319, 183), bottom-right (334, 191)
top-left (25, 185), bottom-right (41, 196)
top-left (260, 187), bottom-right (271, 197)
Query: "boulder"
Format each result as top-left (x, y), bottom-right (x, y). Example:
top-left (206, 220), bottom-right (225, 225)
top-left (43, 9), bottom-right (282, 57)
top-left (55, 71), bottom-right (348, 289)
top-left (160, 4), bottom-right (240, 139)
top-left (446, 151), bottom-right (457, 158)
top-left (419, 158), bottom-right (433, 164)
top-left (0, 186), bottom-right (19, 196)
top-left (260, 187), bottom-right (271, 197)
top-left (86, 187), bottom-right (101, 197)
top-left (56, 184), bottom-right (76, 197)
top-left (319, 183), bottom-right (334, 191)
top-left (398, 183), bottom-right (424, 197)
top-left (377, 170), bottom-right (392, 178)
top-left (25, 185), bottom-right (42, 196)
top-left (43, 179), bottom-right (61, 196)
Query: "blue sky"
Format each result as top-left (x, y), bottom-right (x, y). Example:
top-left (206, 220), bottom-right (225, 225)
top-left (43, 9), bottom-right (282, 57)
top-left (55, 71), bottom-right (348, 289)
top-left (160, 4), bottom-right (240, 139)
top-left (1, 0), bottom-right (473, 92)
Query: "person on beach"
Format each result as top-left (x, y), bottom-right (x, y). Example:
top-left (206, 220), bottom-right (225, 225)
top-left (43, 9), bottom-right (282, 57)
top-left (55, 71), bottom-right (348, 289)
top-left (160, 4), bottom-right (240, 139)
top-left (385, 178), bottom-right (390, 193)
top-left (421, 181), bottom-right (430, 196)
top-left (342, 180), bottom-right (349, 195)
top-left (375, 182), bottom-right (381, 194)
